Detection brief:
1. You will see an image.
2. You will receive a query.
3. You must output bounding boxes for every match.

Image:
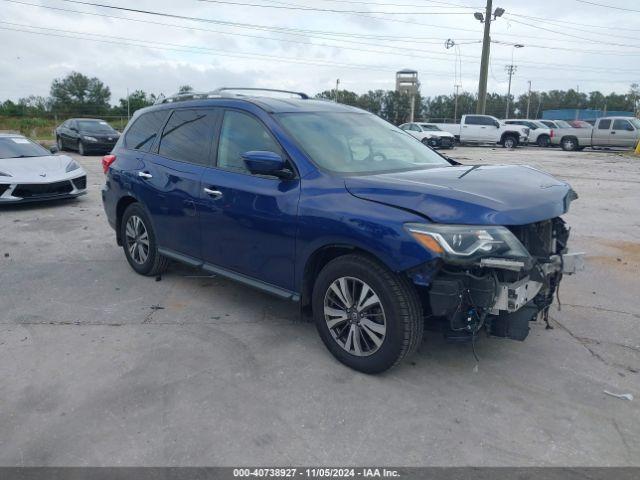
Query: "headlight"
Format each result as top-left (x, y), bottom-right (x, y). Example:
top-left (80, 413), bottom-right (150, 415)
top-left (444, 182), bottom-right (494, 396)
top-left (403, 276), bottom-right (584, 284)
top-left (0, 170), bottom-right (12, 177)
top-left (66, 160), bottom-right (80, 172)
top-left (83, 136), bottom-right (98, 142)
top-left (405, 223), bottom-right (531, 265)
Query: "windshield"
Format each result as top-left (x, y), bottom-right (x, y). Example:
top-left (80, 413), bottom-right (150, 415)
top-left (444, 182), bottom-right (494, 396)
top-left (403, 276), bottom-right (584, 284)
top-left (77, 120), bottom-right (116, 133)
top-left (555, 120), bottom-right (572, 128)
top-left (418, 124), bottom-right (441, 131)
top-left (533, 121), bottom-right (549, 129)
top-left (277, 112), bottom-right (450, 174)
top-left (630, 119), bottom-right (640, 129)
top-left (0, 137), bottom-right (51, 159)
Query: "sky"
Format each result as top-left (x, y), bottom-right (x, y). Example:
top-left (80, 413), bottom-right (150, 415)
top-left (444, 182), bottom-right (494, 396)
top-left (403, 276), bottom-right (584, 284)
top-left (0, 0), bottom-right (639, 105)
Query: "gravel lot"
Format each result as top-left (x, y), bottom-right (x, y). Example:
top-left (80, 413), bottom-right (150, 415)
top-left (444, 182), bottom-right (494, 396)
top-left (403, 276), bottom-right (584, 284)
top-left (1, 146), bottom-right (638, 466)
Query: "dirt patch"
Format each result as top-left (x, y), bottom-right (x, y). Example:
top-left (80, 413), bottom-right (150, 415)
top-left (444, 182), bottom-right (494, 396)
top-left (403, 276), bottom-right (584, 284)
top-left (598, 240), bottom-right (640, 264)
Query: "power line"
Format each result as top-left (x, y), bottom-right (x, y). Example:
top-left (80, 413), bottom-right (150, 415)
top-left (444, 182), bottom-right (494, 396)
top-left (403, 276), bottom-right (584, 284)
top-left (57, 0), bottom-right (485, 34)
top-left (505, 12), bottom-right (640, 33)
top-left (196, 0), bottom-right (472, 15)
top-left (504, 17), bottom-right (640, 49)
top-left (504, 13), bottom-right (640, 42)
top-left (575, 0), bottom-right (640, 13)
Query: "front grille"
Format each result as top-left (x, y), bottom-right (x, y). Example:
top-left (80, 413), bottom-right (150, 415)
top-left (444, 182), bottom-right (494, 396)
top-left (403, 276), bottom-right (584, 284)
top-left (73, 176), bottom-right (87, 190)
top-left (440, 138), bottom-right (453, 147)
top-left (13, 181), bottom-right (73, 198)
top-left (0, 184), bottom-right (9, 196)
top-left (509, 218), bottom-right (568, 258)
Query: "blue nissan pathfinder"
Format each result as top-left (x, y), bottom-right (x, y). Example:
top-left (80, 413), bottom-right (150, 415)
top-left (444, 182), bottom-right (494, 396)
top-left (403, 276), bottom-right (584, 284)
top-left (102, 88), bottom-right (583, 373)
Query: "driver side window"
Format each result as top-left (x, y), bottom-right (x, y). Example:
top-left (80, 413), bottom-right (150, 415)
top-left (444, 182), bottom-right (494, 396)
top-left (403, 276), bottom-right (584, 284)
top-left (217, 110), bottom-right (282, 174)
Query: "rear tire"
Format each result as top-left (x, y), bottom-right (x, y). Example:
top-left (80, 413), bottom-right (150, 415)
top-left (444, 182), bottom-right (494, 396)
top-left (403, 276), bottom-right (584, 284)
top-left (312, 254), bottom-right (423, 373)
top-left (561, 137), bottom-right (579, 151)
top-left (120, 203), bottom-right (170, 276)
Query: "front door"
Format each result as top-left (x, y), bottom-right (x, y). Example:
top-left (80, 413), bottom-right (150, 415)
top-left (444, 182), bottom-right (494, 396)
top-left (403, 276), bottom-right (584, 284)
top-left (137, 108), bottom-right (219, 258)
top-left (610, 119), bottom-right (637, 147)
top-left (199, 109), bottom-right (300, 292)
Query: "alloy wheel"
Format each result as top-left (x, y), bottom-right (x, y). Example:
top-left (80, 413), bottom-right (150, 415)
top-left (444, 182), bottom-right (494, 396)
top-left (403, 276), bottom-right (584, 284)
top-left (125, 215), bottom-right (150, 265)
top-left (323, 276), bottom-right (387, 357)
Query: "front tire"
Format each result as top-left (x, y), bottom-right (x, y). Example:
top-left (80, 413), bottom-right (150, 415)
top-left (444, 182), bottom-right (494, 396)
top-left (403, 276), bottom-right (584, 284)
top-left (78, 140), bottom-right (86, 156)
top-left (312, 254), bottom-right (423, 373)
top-left (502, 135), bottom-right (518, 149)
top-left (56, 136), bottom-right (64, 151)
top-left (536, 135), bottom-right (551, 148)
top-left (120, 203), bottom-right (169, 276)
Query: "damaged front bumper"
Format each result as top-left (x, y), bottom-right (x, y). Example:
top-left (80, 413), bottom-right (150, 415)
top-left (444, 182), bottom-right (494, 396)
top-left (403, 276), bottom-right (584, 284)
top-left (409, 218), bottom-right (584, 342)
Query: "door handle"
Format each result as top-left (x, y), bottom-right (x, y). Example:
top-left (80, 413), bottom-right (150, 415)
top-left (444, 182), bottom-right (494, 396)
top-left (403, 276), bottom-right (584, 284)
top-left (204, 187), bottom-right (223, 199)
top-left (611, 131), bottom-right (616, 134)
top-left (138, 171), bottom-right (153, 179)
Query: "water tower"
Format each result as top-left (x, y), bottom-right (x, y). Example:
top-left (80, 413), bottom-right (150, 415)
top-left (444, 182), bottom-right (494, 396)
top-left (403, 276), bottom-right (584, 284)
top-left (396, 69), bottom-right (419, 122)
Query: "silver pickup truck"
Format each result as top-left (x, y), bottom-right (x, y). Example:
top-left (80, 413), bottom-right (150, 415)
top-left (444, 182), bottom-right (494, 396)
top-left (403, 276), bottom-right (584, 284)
top-left (540, 117), bottom-right (640, 151)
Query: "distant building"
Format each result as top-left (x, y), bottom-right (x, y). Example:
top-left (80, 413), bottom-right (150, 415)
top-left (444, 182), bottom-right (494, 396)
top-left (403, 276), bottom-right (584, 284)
top-left (542, 109), bottom-right (635, 122)
top-left (396, 69), bottom-right (419, 122)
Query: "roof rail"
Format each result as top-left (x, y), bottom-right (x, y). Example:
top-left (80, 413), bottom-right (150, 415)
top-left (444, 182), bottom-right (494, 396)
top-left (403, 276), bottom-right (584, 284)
top-left (154, 91), bottom-right (220, 105)
top-left (211, 87), bottom-right (309, 99)
top-left (154, 87), bottom-right (310, 105)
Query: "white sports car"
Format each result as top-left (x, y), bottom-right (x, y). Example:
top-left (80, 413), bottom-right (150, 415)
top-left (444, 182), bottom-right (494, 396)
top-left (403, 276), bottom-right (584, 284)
top-left (0, 133), bottom-right (87, 203)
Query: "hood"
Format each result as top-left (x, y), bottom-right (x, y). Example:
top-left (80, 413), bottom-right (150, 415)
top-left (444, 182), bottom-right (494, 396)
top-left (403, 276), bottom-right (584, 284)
top-left (0, 154), bottom-right (76, 180)
top-left (345, 165), bottom-right (575, 225)
top-left (427, 131), bottom-right (455, 138)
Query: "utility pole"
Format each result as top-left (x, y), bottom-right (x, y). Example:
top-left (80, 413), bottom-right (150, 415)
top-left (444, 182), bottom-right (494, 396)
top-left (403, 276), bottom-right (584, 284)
top-left (526, 80), bottom-right (532, 118)
top-left (126, 87), bottom-right (130, 120)
top-left (505, 64), bottom-right (516, 118)
top-left (335, 79), bottom-right (340, 103)
top-left (475, 1), bottom-right (504, 114)
top-left (454, 84), bottom-right (461, 122)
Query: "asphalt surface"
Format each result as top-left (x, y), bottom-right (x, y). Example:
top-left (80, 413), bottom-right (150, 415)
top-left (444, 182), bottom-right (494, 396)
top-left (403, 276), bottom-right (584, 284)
top-left (0, 146), bottom-right (638, 466)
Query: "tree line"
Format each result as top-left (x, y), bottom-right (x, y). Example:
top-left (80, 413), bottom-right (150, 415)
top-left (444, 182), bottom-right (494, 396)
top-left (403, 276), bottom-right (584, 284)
top-left (1, 71), bottom-right (638, 123)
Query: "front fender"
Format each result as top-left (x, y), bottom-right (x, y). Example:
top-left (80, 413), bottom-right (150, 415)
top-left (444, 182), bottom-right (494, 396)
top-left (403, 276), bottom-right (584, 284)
top-left (294, 174), bottom-right (437, 291)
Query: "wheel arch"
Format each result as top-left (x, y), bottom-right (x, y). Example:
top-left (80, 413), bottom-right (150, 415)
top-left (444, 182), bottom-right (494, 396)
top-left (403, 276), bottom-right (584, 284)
top-left (299, 244), bottom-right (391, 313)
top-left (500, 131), bottom-right (519, 143)
top-left (115, 195), bottom-right (140, 246)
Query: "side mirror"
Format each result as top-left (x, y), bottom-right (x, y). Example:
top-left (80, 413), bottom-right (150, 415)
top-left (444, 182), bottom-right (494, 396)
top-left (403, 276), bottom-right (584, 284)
top-left (494, 122), bottom-right (500, 128)
top-left (241, 151), bottom-right (292, 179)
top-left (49, 145), bottom-right (59, 154)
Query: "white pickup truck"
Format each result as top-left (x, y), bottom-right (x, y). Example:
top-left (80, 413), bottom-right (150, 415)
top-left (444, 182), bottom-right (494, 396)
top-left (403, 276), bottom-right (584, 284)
top-left (434, 114), bottom-right (529, 148)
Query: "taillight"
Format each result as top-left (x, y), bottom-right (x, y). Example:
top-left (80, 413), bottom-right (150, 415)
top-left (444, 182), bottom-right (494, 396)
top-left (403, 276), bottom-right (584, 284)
top-left (550, 129), bottom-right (555, 138)
top-left (102, 154), bottom-right (116, 174)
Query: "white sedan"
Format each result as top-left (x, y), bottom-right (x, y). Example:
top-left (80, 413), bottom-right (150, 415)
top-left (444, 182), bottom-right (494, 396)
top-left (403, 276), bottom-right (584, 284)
top-left (399, 122), bottom-right (455, 149)
top-left (0, 133), bottom-right (87, 204)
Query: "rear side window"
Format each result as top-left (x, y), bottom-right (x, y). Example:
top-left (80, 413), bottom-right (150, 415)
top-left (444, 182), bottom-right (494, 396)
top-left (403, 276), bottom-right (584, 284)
top-left (124, 111), bottom-right (168, 152)
top-left (158, 109), bottom-right (217, 166)
top-left (598, 119), bottom-right (611, 130)
top-left (217, 110), bottom-right (282, 174)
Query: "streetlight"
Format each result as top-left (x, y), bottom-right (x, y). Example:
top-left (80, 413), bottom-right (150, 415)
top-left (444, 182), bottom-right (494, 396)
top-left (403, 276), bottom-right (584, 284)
top-left (475, 1), bottom-right (506, 114)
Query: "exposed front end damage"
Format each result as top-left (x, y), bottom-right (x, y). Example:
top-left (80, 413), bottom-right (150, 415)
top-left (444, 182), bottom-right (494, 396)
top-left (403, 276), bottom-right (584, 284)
top-left (407, 217), bottom-right (584, 342)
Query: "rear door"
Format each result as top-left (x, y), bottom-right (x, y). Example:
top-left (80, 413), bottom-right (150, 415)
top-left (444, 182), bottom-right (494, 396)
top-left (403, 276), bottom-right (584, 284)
top-left (199, 109), bottom-right (300, 291)
top-left (461, 115), bottom-right (486, 142)
top-left (137, 108), bottom-right (219, 258)
top-left (610, 119), bottom-right (637, 147)
top-left (592, 119), bottom-right (612, 146)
